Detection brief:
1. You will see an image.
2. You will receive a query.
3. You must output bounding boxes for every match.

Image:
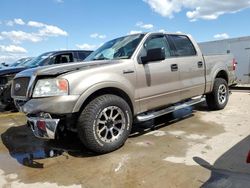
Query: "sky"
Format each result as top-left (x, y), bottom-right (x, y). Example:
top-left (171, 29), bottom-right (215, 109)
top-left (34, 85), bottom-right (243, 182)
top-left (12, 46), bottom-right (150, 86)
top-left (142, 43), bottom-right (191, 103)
top-left (1, 0), bottom-right (250, 63)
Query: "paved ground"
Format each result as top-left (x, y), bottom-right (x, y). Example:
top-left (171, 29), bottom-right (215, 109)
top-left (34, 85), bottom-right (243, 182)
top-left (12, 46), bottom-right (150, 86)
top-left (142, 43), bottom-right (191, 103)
top-left (0, 92), bottom-right (250, 188)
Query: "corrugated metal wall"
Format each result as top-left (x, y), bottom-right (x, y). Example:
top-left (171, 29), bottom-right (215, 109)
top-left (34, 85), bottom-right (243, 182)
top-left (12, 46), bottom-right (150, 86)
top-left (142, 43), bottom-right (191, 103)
top-left (199, 37), bottom-right (250, 84)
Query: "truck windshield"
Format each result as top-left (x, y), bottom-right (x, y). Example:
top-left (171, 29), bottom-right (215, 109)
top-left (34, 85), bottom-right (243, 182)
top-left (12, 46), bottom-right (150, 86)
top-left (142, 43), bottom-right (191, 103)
top-left (85, 34), bottom-right (145, 61)
top-left (24, 52), bottom-right (53, 68)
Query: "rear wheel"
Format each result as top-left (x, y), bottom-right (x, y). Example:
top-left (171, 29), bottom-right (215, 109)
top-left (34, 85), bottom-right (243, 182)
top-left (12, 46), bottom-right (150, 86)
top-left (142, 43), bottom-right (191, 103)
top-left (77, 94), bottom-right (132, 154)
top-left (206, 78), bottom-right (229, 110)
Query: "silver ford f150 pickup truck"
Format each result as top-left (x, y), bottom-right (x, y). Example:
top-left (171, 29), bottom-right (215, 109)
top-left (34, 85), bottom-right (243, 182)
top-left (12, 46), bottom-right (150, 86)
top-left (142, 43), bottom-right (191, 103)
top-left (12, 32), bottom-right (236, 153)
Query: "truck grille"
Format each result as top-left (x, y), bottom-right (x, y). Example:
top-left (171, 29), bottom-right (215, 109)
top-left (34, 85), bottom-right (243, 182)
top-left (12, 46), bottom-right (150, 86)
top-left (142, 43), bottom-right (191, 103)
top-left (0, 77), bottom-right (8, 85)
top-left (12, 77), bottom-right (30, 97)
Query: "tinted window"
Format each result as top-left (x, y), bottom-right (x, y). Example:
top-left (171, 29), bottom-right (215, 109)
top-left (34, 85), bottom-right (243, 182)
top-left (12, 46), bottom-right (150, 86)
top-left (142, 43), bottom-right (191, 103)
top-left (77, 51), bottom-right (91, 61)
top-left (50, 53), bottom-right (73, 65)
top-left (169, 35), bottom-right (197, 57)
top-left (144, 35), bottom-right (172, 58)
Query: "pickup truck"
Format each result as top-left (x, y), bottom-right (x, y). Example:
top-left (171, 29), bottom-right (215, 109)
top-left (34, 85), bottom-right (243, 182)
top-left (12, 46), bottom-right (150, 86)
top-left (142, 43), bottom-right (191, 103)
top-left (12, 32), bottom-right (236, 154)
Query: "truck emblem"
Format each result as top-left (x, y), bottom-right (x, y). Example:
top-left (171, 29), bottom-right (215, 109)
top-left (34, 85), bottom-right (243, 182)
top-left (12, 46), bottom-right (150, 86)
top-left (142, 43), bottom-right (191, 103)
top-left (15, 83), bottom-right (21, 91)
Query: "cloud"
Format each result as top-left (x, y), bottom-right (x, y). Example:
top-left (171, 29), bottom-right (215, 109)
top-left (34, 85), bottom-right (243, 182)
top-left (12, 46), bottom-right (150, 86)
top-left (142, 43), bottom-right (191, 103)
top-left (159, 29), bottom-right (167, 32)
top-left (143, 0), bottom-right (250, 21)
top-left (1, 20), bottom-right (68, 43)
top-left (14, 18), bottom-right (25, 25)
top-left (6, 20), bottom-right (14, 26)
top-left (27, 21), bottom-right (45, 27)
top-left (38, 25), bottom-right (68, 37)
top-left (128, 30), bottom-right (142, 35)
top-left (214, 33), bottom-right (230, 40)
top-left (136, 22), bottom-right (154, 29)
top-left (28, 21), bottom-right (68, 36)
top-left (1, 31), bottom-right (43, 43)
top-left (90, 33), bottom-right (106, 39)
top-left (5, 18), bottom-right (25, 26)
top-left (0, 45), bottom-right (27, 53)
top-left (76, 43), bottom-right (97, 50)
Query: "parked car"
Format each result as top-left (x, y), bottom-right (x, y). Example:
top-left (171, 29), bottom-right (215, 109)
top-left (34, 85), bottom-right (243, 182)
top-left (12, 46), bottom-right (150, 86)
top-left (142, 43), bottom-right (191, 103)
top-left (0, 58), bottom-right (33, 69)
top-left (1, 50), bottom-right (92, 110)
top-left (12, 32), bottom-right (236, 153)
top-left (8, 57), bottom-right (34, 68)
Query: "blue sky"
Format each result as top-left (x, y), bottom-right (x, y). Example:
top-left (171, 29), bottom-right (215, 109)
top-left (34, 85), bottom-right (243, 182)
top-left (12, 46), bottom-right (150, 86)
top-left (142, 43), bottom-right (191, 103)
top-left (1, 0), bottom-right (250, 62)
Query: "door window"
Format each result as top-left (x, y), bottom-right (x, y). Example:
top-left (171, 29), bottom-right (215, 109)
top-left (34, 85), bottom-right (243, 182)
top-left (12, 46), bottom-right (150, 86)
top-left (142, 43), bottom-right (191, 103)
top-left (77, 51), bottom-right (92, 61)
top-left (49, 53), bottom-right (74, 65)
top-left (168, 35), bottom-right (197, 57)
top-left (144, 35), bottom-right (172, 58)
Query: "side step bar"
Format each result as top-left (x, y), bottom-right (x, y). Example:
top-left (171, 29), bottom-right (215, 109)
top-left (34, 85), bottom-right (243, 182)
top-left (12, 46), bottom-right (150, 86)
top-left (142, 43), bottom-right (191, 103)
top-left (136, 97), bottom-right (205, 122)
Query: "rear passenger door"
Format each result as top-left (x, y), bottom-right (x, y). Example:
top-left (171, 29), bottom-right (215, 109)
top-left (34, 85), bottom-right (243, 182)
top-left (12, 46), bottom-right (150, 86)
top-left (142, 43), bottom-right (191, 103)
top-left (167, 35), bottom-right (205, 100)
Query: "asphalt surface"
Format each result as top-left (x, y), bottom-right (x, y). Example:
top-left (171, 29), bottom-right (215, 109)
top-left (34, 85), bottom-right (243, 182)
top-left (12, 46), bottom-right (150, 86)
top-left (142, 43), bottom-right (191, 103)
top-left (0, 91), bottom-right (250, 188)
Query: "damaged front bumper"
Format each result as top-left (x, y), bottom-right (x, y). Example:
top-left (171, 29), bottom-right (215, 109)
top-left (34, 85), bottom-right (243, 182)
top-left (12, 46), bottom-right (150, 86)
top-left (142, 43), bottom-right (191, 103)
top-left (27, 115), bottom-right (60, 139)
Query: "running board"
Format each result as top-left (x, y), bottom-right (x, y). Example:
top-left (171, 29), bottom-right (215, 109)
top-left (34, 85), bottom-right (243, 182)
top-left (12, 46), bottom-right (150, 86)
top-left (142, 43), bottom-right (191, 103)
top-left (136, 97), bottom-right (205, 122)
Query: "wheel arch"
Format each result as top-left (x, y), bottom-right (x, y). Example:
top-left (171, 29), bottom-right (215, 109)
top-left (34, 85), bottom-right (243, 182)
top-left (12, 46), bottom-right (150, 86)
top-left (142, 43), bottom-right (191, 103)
top-left (215, 70), bottom-right (229, 83)
top-left (211, 69), bottom-right (229, 90)
top-left (73, 85), bottom-right (135, 115)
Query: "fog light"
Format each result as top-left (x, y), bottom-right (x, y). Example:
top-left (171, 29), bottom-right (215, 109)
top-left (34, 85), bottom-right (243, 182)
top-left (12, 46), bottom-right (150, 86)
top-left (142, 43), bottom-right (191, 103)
top-left (37, 120), bottom-right (46, 131)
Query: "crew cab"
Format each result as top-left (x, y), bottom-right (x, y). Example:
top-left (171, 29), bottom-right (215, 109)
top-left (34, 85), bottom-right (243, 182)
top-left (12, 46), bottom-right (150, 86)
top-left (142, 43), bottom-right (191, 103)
top-left (12, 32), bottom-right (236, 153)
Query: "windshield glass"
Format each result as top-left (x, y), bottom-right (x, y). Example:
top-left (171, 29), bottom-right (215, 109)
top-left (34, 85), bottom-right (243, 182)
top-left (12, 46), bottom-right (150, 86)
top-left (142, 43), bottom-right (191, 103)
top-left (25, 52), bottom-right (53, 68)
top-left (11, 57), bottom-right (33, 67)
top-left (85, 34), bottom-right (145, 61)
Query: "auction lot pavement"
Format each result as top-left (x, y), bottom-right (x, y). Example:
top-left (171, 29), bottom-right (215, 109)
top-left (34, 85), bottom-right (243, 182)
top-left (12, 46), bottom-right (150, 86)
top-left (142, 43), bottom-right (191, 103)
top-left (0, 92), bottom-right (250, 188)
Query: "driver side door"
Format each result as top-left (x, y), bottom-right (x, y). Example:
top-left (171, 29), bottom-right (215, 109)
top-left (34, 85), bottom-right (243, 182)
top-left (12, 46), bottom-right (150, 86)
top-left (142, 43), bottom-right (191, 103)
top-left (135, 34), bottom-right (181, 112)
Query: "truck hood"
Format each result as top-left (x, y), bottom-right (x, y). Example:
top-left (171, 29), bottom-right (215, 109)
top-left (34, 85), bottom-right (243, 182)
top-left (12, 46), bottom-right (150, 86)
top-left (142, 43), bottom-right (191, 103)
top-left (0, 67), bottom-right (27, 76)
top-left (15, 60), bottom-right (120, 78)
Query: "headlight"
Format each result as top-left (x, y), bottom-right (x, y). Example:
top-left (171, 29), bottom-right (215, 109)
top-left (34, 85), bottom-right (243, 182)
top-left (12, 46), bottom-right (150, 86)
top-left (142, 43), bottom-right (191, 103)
top-left (33, 78), bottom-right (69, 98)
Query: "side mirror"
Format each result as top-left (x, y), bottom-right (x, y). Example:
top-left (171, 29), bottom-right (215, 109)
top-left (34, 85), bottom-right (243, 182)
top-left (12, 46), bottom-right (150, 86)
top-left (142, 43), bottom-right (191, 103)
top-left (141, 48), bottom-right (165, 64)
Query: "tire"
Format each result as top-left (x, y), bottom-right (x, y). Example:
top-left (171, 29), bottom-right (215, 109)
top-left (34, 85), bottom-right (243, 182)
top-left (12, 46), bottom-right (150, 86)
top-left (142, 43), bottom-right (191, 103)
top-left (206, 78), bottom-right (229, 110)
top-left (77, 94), bottom-right (132, 154)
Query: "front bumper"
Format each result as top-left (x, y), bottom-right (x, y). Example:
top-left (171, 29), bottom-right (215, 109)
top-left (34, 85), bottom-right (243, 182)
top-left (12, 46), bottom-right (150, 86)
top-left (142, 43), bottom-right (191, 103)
top-left (14, 95), bottom-right (80, 115)
top-left (28, 116), bottom-right (60, 139)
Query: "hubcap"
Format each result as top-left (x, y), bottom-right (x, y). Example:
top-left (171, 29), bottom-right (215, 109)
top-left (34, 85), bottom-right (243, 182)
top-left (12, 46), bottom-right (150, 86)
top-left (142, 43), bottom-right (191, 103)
top-left (96, 106), bottom-right (126, 143)
top-left (218, 84), bottom-right (227, 104)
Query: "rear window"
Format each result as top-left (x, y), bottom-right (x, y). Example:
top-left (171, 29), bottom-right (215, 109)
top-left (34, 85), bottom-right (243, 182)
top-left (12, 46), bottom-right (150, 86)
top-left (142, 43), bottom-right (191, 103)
top-left (168, 35), bottom-right (197, 57)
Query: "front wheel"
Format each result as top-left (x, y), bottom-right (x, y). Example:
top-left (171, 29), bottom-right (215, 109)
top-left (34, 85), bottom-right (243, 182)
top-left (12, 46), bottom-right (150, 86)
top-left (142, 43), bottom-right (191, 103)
top-left (77, 94), bottom-right (132, 154)
top-left (206, 78), bottom-right (229, 110)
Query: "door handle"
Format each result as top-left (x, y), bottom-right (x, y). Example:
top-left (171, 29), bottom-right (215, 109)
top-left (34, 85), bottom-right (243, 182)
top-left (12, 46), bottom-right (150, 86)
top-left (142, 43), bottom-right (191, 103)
top-left (197, 61), bottom-right (203, 68)
top-left (171, 64), bottom-right (178, 72)
top-left (123, 69), bottom-right (135, 74)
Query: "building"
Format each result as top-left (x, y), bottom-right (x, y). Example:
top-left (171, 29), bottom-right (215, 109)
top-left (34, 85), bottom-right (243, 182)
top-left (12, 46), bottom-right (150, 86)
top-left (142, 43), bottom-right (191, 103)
top-left (199, 36), bottom-right (250, 84)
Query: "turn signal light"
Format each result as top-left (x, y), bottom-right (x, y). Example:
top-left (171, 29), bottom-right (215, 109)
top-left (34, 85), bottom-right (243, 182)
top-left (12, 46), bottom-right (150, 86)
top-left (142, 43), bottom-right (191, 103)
top-left (58, 79), bottom-right (68, 92)
top-left (37, 120), bottom-right (46, 131)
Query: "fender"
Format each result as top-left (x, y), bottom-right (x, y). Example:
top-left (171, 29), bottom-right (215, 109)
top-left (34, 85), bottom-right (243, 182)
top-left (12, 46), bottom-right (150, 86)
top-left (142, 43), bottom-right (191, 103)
top-left (72, 81), bottom-right (137, 113)
top-left (210, 68), bottom-right (229, 91)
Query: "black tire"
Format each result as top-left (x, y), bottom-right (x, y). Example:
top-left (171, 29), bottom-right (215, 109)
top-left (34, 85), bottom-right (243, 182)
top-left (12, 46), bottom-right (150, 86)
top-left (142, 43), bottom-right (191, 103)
top-left (206, 78), bottom-right (229, 110)
top-left (77, 94), bottom-right (132, 154)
